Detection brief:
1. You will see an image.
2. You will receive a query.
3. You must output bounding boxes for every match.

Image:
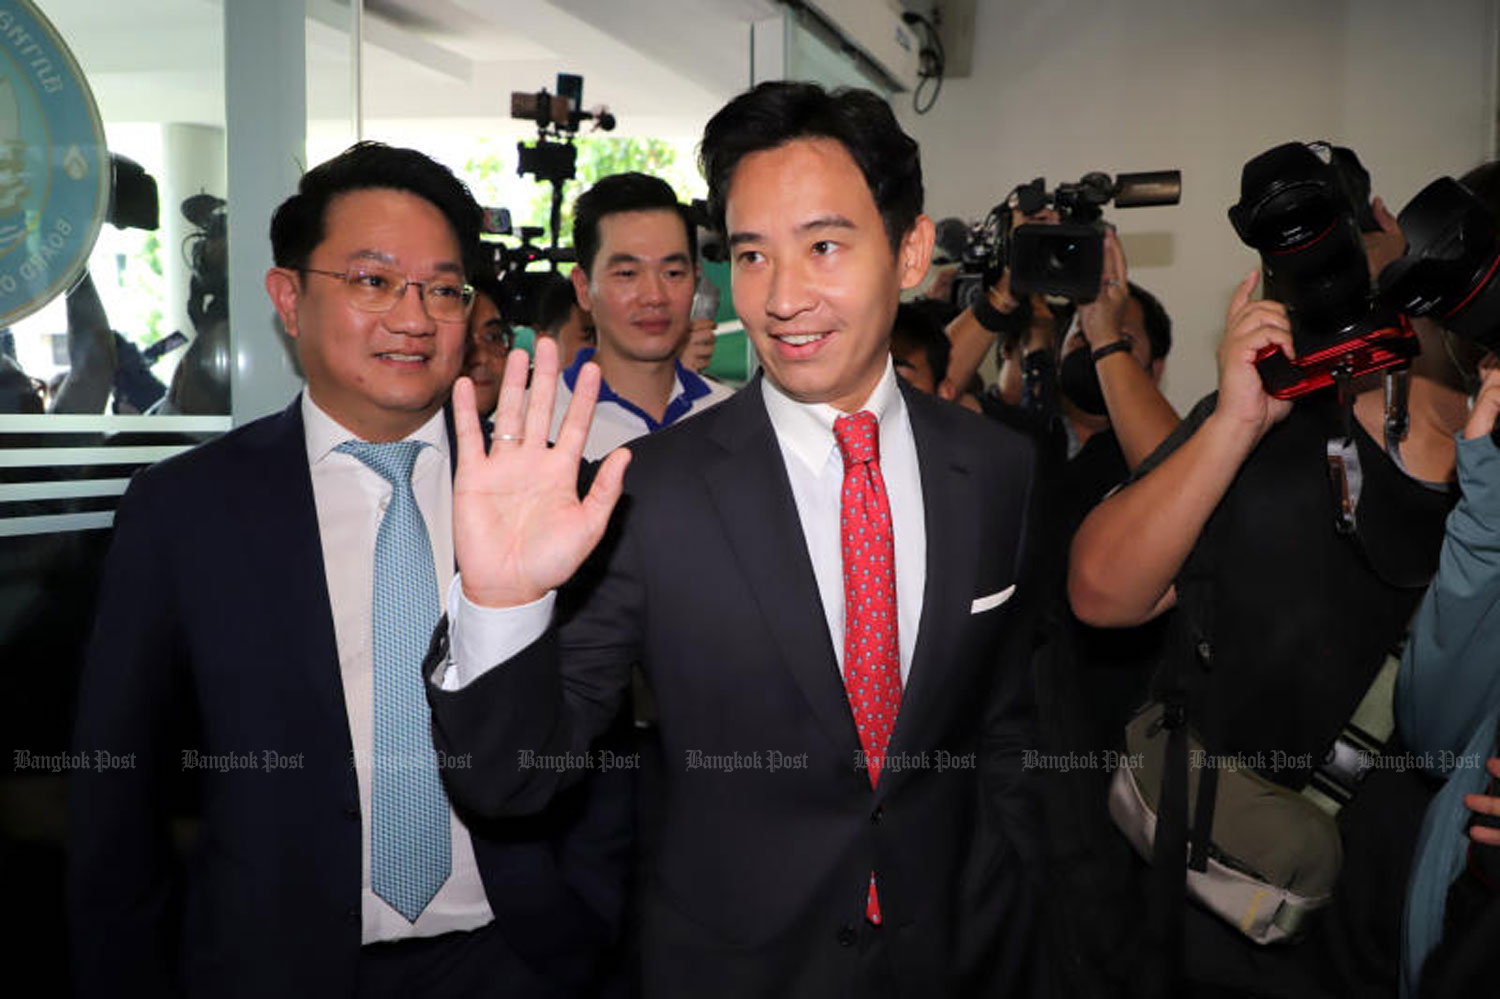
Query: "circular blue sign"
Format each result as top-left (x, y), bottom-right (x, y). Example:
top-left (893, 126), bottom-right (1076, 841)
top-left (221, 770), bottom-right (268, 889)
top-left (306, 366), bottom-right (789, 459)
top-left (0, 0), bottom-right (108, 327)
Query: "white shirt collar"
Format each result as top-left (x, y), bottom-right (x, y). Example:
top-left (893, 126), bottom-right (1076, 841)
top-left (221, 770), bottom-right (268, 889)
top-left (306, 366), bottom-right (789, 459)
top-left (760, 357), bottom-right (906, 474)
top-left (301, 392), bottom-right (450, 466)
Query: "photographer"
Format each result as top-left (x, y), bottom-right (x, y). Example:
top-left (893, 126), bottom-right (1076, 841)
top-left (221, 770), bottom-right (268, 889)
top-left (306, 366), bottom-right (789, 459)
top-left (1068, 144), bottom-right (1471, 996)
top-left (1393, 160), bottom-right (1500, 998)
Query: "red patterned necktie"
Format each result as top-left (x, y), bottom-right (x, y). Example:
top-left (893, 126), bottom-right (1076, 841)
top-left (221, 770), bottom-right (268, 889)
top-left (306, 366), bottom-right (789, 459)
top-left (834, 410), bottom-right (902, 925)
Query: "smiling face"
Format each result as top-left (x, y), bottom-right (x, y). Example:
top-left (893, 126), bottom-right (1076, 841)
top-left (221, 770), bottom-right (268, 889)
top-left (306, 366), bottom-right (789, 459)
top-left (266, 187), bottom-right (469, 441)
top-left (725, 138), bottom-right (933, 412)
top-left (572, 208), bottom-right (695, 368)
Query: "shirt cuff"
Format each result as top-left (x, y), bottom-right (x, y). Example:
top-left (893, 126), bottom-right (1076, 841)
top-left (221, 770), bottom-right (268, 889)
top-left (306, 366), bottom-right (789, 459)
top-left (436, 575), bottom-right (555, 691)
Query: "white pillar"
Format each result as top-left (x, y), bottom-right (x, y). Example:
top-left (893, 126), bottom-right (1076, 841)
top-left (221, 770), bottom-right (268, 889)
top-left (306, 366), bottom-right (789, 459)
top-left (225, 0), bottom-right (307, 426)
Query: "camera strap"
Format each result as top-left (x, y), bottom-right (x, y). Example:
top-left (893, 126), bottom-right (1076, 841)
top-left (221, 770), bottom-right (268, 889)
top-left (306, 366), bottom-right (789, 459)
top-left (1326, 362), bottom-right (1363, 535)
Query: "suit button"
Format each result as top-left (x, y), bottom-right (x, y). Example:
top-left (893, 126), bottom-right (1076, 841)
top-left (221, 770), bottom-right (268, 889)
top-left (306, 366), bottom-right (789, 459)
top-left (343, 803), bottom-right (359, 819)
top-left (345, 907), bottom-right (359, 924)
top-left (837, 923), bottom-right (857, 947)
top-left (870, 805), bottom-right (884, 824)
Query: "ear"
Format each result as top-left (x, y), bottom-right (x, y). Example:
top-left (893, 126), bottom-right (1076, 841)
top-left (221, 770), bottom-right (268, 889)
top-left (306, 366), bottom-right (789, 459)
top-left (897, 214), bottom-right (936, 292)
top-left (265, 268), bottom-right (302, 340)
top-left (570, 265), bottom-right (594, 313)
top-left (1149, 358), bottom-right (1165, 384)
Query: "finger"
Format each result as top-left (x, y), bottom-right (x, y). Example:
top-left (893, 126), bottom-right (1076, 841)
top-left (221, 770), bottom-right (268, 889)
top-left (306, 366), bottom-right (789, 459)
top-left (937, 378), bottom-right (957, 401)
top-left (1470, 823), bottom-right (1500, 847)
top-left (493, 340), bottom-right (531, 444)
top-left (1104, 228), bottom-right (1128, 286)
top-left (522, 334), bottom-right (559, 446)
top-left (1228, 269), bottom-right (1261, 321)
top-left (1489, 756), bottom-right (1500, 779)
top-left (1465, 792), bottom-right (1500, 818)
top-left (1464, 385), bottom-right (1500, 440)
top-left (580, 446), bottom-right (632, 541)
top-left (451, 376), bottom-right (485, 466)
top-left (554, 360), bottom-right (602, 461)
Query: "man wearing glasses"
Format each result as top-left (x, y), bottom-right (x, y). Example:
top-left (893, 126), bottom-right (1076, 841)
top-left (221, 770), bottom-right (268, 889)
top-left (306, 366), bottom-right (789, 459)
top-left (68, 142), bottom-right (629, 998)
top-left (462, 270), bottom-right (514, 424)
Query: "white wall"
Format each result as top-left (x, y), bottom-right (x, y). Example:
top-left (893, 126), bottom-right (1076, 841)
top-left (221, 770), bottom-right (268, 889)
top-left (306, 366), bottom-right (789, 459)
top-left (898, 0), bottom-right (1498, 410)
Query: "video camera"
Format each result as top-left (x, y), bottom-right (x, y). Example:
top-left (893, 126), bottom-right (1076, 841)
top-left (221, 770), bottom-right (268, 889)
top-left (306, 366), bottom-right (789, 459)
top-left (510, 72), bottom-right (615, 252)
top-left (478, 206), bottom-right (575, 330)
top-left (1229, 141), bottom-right (1418, 400)
top-left (952, 169), bottom-right (1180, 308)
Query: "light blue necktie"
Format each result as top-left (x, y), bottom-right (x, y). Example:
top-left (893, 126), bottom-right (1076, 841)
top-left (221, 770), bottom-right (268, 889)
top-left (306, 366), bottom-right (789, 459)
top-left (337, 439), bottom-right (450, 922)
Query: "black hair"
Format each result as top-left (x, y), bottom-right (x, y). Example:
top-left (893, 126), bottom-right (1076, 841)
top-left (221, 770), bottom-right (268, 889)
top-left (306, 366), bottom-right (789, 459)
top-left (269, 141), bottom-right (482, 276)
top-left (699, 81), bottom-right (923, 253)
top-left (890, 301), bottom-right (950, 385)
top-left (1127, 281), bottom-right (1172, 361)
top-left (534, 272), bottom-right (580, 334)
top-left (469, 267), bottom-right (505, 316)
top-left (572, 171), bottom-right (696, 275)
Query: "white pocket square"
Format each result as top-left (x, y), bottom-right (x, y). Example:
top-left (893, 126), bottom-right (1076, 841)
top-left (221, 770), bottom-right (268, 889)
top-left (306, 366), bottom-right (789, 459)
top-left (971, 585), bottom-right (1016, 614)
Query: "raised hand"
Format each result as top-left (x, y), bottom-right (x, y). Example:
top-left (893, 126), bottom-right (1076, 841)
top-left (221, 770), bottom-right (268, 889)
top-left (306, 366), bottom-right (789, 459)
top-left (1210, 269), bottom-right (1294, 446)
top-left (1078, 227), bottom-right (1130, 350)
top-left (451, 334), bottom-right (631, 608)
top-left (1463, 354), bottom-right (1500, 441)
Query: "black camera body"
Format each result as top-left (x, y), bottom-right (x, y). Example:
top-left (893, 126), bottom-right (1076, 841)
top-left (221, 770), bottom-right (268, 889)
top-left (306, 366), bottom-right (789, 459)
top-left (1230, 141), bottom-right (1417, 400)
top-left (954, 170), bottom-right (1179, 307)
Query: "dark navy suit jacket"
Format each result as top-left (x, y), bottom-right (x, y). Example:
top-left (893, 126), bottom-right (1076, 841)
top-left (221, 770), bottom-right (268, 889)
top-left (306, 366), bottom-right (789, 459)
top-left (427, 377), bottom-right (1043, 998)
top-left (67, 398), bottom-right (631, 998)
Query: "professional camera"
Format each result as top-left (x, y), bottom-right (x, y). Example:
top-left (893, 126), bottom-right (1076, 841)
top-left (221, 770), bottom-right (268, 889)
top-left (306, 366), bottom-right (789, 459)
top-left (1376, 176), bottom-right (1500, 351)
top-left (952, 169), bottom-right (1180, 307)
top-left (1229, 141), bottom-right (1417, 399)
top-left (510, 72), bottom-right (615, 252)
top-left (479, 206), bottom-right (574, 330)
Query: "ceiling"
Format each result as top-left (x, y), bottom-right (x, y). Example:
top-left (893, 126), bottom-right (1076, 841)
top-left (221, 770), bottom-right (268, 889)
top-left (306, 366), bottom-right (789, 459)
top-left (38, 0), bottom-right (786, 141)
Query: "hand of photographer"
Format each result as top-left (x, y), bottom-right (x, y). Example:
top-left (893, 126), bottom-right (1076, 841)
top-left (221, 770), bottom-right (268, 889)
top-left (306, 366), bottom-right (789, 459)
top-left (1207, 269), bottom-right (1294, 450)
top-left (1464, 757), bottom-right (1500, 846)
top-left (683, 318), bottom-right (716, 374)
top-left (1081, 231), bottom-right (1181, 469)
top-left (452, 335), bottom-right (631, 609)
top-left (1077, 227), bottom-right (1129, 349)
top-left (1463, 355), bottom-right (1500, 441)
top-left (1069, 270), bottom-right (1287, 627)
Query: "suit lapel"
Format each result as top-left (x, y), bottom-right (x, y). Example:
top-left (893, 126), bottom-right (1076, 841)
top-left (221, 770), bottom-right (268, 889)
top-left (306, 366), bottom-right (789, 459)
top-left (238, 398), bottom-right (349, 735)
top-left (698, 379), bottom-right (864, 760)
top-left (885, 384), bottom-right (981, 776)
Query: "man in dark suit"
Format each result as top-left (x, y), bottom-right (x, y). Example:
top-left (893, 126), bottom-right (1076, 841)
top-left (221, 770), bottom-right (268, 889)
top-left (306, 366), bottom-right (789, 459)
top-left (428, 83), bottom-right (1041, 997)
top-left (67, 142), bottom-right (628, 998)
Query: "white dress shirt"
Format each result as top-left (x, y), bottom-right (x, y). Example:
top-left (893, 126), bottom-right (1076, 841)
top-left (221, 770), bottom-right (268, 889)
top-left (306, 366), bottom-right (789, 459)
top-left (302, 393), bottom-right (493, 943)
top-left (441, 358), bottom-right (927, 689)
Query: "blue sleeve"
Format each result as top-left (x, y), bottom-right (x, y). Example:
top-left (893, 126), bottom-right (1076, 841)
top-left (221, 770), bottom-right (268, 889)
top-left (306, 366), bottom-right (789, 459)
top-left (1397, 433), bottom-right (1500, 765)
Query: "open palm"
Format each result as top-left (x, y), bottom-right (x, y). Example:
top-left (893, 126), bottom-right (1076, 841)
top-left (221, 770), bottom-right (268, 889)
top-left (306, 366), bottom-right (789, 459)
top-left (452, 334), bottom-right (630, 608)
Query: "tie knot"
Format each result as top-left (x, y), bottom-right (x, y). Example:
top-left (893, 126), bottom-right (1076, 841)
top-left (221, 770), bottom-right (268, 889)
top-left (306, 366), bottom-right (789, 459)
top-left (336, 439), bottom-right (427, 485)
top-left (834, 410), bottom-right (880, 467)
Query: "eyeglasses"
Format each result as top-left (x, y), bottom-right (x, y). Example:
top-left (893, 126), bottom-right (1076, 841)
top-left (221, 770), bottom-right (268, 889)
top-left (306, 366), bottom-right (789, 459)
top-left (300, 264), bottom-right (475, 322)
top-left (474, 324), bottom-right (515, 353)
